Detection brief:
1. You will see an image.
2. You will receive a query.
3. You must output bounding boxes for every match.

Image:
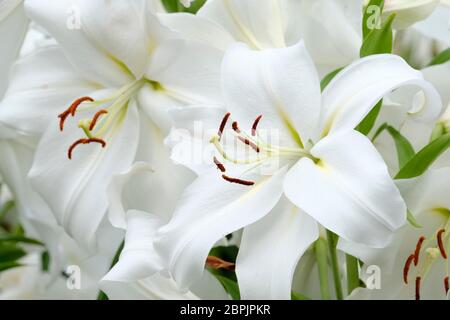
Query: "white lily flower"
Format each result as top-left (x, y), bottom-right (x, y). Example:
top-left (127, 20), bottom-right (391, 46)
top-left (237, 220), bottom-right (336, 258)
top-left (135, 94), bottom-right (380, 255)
top-left (0, 0), bottom-right (28, 98)
top-left (344, 168), bottom-right (450, 300)
top-left (159, 0), bottom-right (364, 75)
top-left (155, 42), bottom-right (442, 299)
top-left (413, 0), bottom-right (450, 44)
top-left (0, 0), bottom-right (223, 251)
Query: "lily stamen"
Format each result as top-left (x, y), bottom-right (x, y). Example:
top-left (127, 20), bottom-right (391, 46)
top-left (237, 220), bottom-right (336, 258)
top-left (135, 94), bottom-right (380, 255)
top-left (445, 276), bottom-right (449, 295)
top-left (403, 254), bottom-right (415, 284)
top-left (213, 157), bottom-right (226, 173)
top-left (252, 115), bottom-right (262, 136)
top-left (218, 112), bottom-right (231, 140)
top-left (437, 229), bottom-right (447, 259)
top-left (89, 109), bottom-right (108, 131)
top-left (232, 121), bottom-right (241, 133)
top-left (415, 276), bottom-right (422, 300)
top-left (222, 174), bottom-right (255, 186)
top-left (68, 138), bottom-right (106, 160)
top-left (205, 256), bottom-right (235, 271)
top-left (414, 236), bottom-right (426, 266)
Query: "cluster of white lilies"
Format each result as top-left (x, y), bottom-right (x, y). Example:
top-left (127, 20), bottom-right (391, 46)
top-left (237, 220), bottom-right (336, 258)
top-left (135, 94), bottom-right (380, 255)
top-left (0, 0), bottom-right (450, 300)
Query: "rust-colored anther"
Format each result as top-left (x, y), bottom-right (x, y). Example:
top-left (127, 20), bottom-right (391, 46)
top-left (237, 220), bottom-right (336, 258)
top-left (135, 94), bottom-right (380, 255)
top-left (213, 157), bottom-right (226, 173)
top-left (414, 236), bottom-right (426, 266)
top-left (252, 115), bottom-right (262, 136)
top-left (218, 113), bottom-right (231, 139)
top-left (222, 174), bottom-right (255, 186)
top-left (232, 121), bottom-right (241, 133)
top-left (237, 136), bottom-right (260, 153)
top-left (58, 110), bottom-right (71, 131)
top-left (205, 256), bottom-right (235, 271)
top-left (69, 96), bottom-right (94, 116)
top-left (415, 277), bottom-right (422, 300)
top-left (89, 109), bottom-right (108, 131)
top-left (403, 254), bottom-right (415, 285)
top-left (437, 229), bottom-right (447, 259)
top-left (445, 276), bottom-right (449, 295)
top-left (58, 97), bottom-right (94, 131)
top-left (68, 138), bottom-right (106, 160)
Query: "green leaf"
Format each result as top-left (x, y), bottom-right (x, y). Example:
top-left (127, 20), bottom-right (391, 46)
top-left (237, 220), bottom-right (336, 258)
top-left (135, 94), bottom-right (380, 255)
top-left (430, 122), bottom-right (447, 142)
top-left (427, 48), bottom-right (450, 67)
top-left (407, 210), bottom-right (423, 228)
top-left (356, 100), bottom-right (382, 135)
top-left (161, 0), bottom-right (179, 12)
top-left (314, 237), bottom-right (330, 300)
top-left (0, 235), bottom-right (44, 246)
top-left (360, 13), bottom-right (395, 57)
top-left (291, 292), bottom-right (311, 300)
top-left (0, 245), bottom-right (26, 263)
top-left (161, 0), bottom-right (206, 13)
top-left (0, 261), bottom-right (22, 272)
top-left (395, 133), bottom-right (450, 179)
top-left (372, 123), bottom-right (416, 168)
top-left (320, 67), bottom-right (344, 92)
top-left (210, 271), bottom-right (241, 300)
top-left (362, 0), bottom-right (385, 39)
top-left (209, 245), bottom-right (239, 263)
top-left (183, 0), bottom-right (207, 14)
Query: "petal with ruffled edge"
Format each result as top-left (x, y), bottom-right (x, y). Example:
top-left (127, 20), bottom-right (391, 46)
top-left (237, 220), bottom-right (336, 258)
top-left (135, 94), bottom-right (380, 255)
top-left (320, 54), bottom-right (442, 137)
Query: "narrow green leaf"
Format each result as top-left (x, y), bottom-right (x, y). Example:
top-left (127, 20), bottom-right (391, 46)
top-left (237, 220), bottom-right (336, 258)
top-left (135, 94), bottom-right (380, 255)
top-left (0, 236), bottom-right (44, 246)
top-left (291, 292), bottom-right (311, 300)
top-left (407, 210), bottom-right (423, 228)
top-left (0, 261), bottom-right (22, 272)
top-left (373, 123), bottom-right (415, 168)
top-left (430, 122), bottom-right (447, 142)
top-left (0, 245), bottom-right (26, 263)
top-left (161, 0), bottom-right (179, 12)
top-left (161, 0), bottom-right (206, 13)
top-left (395, 133), bottom-right (450, 179)
top-left (360, 13), bottom-right (395, 57)
top-left (346, 254), bottom-right (360, 295)
top-left (326, 231), bottom-right (343, 300)
top-left (356, 100), bottom-right (382, 135)
top-left (362, 0), bottom-right (385, 39)
top-left (320, 67), bottom-right (344, 92)
top-left (427, 48), bottom-right (450, 67)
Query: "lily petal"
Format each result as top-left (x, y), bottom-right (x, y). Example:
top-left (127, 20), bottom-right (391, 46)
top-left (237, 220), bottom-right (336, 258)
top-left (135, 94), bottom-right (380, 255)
top-left (284, 130), bottom-right (407, 248)
top-left (222, 41), bottom-right (321, 146)
top-left (25, 0), bottom-right (153, 85)
top-left (320, 54), bottom-right (442, 136)
top-left (28, 99), bottom-right (140, 251)
top-left (155, 166), bottom-right (288, 290)
top-left (0, 46), bottom-right (97, 137)
top-left (237, 197), bottom-right (318, 300)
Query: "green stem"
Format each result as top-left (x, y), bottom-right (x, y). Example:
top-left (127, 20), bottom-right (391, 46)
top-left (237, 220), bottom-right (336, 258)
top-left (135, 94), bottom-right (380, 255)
top-left (314, 237), bottom-right (331, 300)
top-left (346, 254), bottom-right (360, 295)
top-left (326, 230), bottom-right (344, 300)
top-left (97, 240), bottom-right (125, 300)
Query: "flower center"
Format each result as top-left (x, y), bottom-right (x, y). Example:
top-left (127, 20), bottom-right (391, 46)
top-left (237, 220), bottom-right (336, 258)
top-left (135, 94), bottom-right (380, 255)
top-left (58, 79), bottom-right (145, 159)
top-left (210, 112), bottom-right (312, 186)
top-left (402, 212), bottom-right (450, 300)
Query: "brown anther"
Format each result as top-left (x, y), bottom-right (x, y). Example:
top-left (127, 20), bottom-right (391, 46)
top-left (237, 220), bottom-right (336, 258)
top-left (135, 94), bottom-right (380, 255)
top-left (237, 136), bottom-right (260, 153)
top-left (218, 112), bottom-right (231, 139)
top-left (58, 97), bottom-right (94, 131)
top-left (205, 256), bottom-right (235, 271)
top-left (222, 174), bottom-right (255, 186)
top-left (213, 157), bottom-right (226, 173)
top-left (415, 277), bottom-right (421, 300)
top-left (437, 229), bottom-right (447, 259)
top-left (403, 254), bottom-right (415, 285)
top-left (232, 121), bottom-right (241, 133)
top-left (58, 110), bottom-right (71, 131)
top-left (252, 115), bottom-right (262, 136)
top-left (69, 96), bottom-right (94, 116)
top-left (414, 236), bottom-right (426, 266)
top-left (89, 109), bottom-right (108, 131)
top-left (445, 276), bottom-right (449, 296)
top-left (68, 138), bottom-right (106, 160)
